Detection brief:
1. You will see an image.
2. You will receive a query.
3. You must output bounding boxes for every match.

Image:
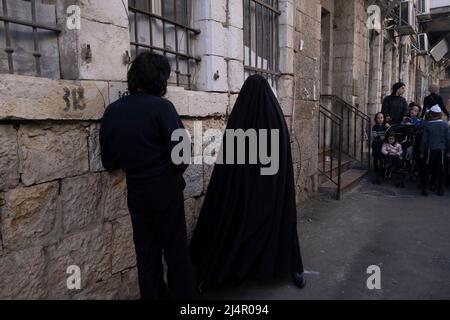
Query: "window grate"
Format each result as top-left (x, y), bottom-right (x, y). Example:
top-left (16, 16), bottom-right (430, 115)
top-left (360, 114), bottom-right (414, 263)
top-left (0, 0), bottom-right (61, 77)
top-left (128, 0), bottom-right (200, 90)
top-left (244, 0), bottom-right (280, 89)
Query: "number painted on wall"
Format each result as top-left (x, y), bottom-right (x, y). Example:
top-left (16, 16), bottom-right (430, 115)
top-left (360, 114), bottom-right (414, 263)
top-left (63, 87), bottom-right (87, 112)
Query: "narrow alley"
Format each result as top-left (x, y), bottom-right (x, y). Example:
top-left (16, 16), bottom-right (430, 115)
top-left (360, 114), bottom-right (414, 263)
top-left (202, 178), bottom-right (450, 300)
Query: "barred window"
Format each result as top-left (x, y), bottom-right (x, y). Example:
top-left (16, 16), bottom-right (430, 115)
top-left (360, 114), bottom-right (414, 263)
top-left (129, 0), bottom-right (200, 90)
top-left (0, 0), bottom-right (60, 78)
top-left (244, 0), bottom-right (280, 90)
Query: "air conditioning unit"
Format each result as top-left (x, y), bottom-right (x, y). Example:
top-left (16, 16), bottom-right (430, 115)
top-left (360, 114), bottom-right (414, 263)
top-left (430, 38), bottom-right (449, 62)
top-left (397, 1), bottom-right (417, 35)
top-left (417, 33), bottom-right (429, 55)
top-left (417, 0), bottom-right (432, 20)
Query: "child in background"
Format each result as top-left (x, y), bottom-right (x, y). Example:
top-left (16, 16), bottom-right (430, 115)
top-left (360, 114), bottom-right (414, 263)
top-left (402, 102), bottom-right (423, 127)
top-left (381, 132), bottom-right (403, 178)
top-left (372, 112), bottom-right (389, 174)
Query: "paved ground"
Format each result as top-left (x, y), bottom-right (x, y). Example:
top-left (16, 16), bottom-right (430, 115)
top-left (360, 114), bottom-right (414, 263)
top-left (200, 177), bottom-right (450, 300)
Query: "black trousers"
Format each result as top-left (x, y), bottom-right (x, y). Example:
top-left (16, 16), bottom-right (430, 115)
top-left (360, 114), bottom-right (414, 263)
top-left (423, 149), bottom-right (446, 193)
top-left (127, 172), bottom-right (194, 300)
top-left (372, 143), bottom-right (383, 172)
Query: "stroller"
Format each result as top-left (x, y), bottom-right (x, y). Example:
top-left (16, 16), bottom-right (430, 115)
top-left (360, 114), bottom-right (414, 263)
top-left (375, 124), bottom-right (420, 187)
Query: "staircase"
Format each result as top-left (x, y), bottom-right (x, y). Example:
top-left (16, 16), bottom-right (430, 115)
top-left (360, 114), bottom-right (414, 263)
top-left (318, 151), bottom-right (367, 196)
top-left (318, 95), bottom-right (371, 200)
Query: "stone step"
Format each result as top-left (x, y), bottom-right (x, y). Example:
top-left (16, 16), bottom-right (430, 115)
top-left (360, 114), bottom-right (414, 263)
top-left (318, 154), bottom-right (354, 184)
top-left (320, 169), bottom-right (368, 196)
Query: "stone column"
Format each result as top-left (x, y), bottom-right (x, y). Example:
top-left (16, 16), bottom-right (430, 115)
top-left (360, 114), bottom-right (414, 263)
top-left (368, 31), bottom-right (384, 117)
top-left (227, 0), bottom-right (245, 93)
top-left (278, 0), bottom-right (296, 117)
top-left (292, 0), bottom-right (322, 203)
top-left (57, 0), bottom-right (131, 104)
top-left (192, 0), bottom-right (229, 92)
top-left (332, 0), bottom-right (356, 103)
top-left (57, 0), bottom-right (130, 82)
top-left (382, 41), bottom-right (393, 98)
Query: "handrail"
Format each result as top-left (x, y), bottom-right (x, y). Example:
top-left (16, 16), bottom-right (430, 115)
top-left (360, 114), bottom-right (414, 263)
top-left (318, 104), bottom-right (343, 200)
top-left (320, 94), bottom-right (372, 169)
top-left (318, 95), bottom-right (372, 200)
top-left (321, 95), bottom-right (371, 121)
top-left (319, 104), bottom-right (343, 122)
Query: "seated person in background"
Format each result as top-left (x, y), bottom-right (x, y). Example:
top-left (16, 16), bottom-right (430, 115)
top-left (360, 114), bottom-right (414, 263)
top-left (381, 132), bottom-right (403, 178)
top-left (402, 102), bottom-right (423, 127)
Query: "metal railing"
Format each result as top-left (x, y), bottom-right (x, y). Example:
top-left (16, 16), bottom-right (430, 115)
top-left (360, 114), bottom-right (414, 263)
top-left (319, 95), bottom-right (372, 199)
top-left (128, 0), bottom-right (200, 89)
top-left (243, 0), bottom-right (280, 85)
top-left (0, 0), bottom-right (61, 76)
top-left (318, 104), bottom-right (343, 200)
top-left (321, 95), bottom-right (372, 169)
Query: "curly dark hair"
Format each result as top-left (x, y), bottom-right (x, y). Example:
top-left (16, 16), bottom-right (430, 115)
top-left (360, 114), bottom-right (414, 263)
top-left (127, 51), bottom-right (171, 96)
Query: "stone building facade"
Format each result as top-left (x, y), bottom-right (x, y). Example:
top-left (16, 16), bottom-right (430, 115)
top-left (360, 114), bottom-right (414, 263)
top-left (0, 0), bottom-right (446, 299)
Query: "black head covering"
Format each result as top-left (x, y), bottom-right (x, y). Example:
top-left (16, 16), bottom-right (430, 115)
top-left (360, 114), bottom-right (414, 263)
top-left (189, 74), bottom-right (304, 289)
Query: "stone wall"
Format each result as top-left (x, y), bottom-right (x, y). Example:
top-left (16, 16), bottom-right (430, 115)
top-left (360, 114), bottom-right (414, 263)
top-left (0, 74), bottom-right (232, 299)
top-left (292, 0), bottom-right (322, 203)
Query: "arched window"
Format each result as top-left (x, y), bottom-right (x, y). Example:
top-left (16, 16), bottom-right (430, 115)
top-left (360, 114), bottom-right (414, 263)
top-left (128, 0), bottom-right (200, 89)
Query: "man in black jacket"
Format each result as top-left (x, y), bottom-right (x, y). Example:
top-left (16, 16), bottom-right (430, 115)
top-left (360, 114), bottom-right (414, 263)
top-left (100, 52), bottom-right (194, 300)
top-left (420, 105), bottom-right (450, 196)
top-left (422, 84), bottom-right (449, 119)
top-left (381, 82), bottom-right (409, 125)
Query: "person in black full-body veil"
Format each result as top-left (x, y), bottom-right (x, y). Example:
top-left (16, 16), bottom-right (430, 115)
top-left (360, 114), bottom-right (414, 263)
top-left (189, 75), bottom-right (306, 291)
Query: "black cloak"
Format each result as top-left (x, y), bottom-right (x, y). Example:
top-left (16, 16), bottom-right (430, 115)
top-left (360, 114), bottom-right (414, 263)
top-left (189, 75), bottom-right (304, 289)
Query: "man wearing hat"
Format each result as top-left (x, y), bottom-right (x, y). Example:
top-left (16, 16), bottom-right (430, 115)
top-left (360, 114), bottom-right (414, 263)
top-left (420, 105), bottom-right (450, 196)
top-left (382, 82), bottom-right (409, 125)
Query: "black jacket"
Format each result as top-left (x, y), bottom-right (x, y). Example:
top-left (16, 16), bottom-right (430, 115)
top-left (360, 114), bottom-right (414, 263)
top-left (422, 93), bottom-right (449, 118)
top-left (420, 120), bottom-right (450, 154)
top-left (372, 124), bottom-right (388, 146)
top-left (381, 95), bottom-right (408, 125)
top-left (99, 93), bottom-right (188, 181)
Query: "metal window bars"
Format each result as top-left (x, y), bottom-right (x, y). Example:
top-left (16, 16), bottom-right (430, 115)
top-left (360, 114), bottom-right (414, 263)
top-left (128, 0), bottom-right (200, 90)
top-left (244, 0), bottom-right (280, 88)
top-left (0, 0), bottom-right (60, 76)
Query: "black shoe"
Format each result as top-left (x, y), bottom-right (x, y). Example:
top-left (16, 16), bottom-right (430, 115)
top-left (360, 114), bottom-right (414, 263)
top-left (422, 189), bottom-right (429, 196)
top-left (293, 273), bottom-right (307, 289)
top-left (198, 282), bottom-right (204, 295)
top-left (437, 189), bottom-right (444, 196)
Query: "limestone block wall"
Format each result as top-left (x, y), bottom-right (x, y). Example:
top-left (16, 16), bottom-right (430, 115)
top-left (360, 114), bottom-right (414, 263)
top-left (332, 0), bottom-right (356, 103)
top-left (0, 74), bottom-right (231, 299)
top-left (292, 0), bottom-right (322, 203)
top-left (0, 73), bottom-right (136, 299)
top-left (353, 0), bottom-right (370, 115)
